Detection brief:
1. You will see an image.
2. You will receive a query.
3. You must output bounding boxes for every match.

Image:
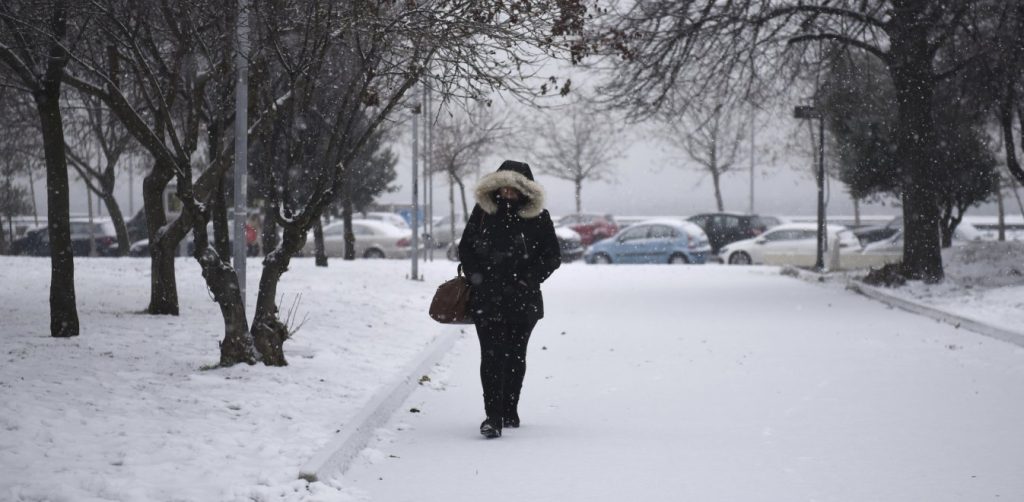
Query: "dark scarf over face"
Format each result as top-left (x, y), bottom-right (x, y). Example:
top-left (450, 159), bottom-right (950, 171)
top-left (483, 193), bottom-right (529, 269)
top-left (495, 194), bottom-right (524, 224)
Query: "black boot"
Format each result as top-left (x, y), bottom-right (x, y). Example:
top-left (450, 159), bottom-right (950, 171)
top-left (502, 411), bottom-right (520, 428)
top-left (480, 417), bottom-right (502, 439)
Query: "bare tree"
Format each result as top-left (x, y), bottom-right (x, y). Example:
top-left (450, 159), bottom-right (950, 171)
top-left (428, 103), bottom-right (508, 235)
top-left (976, 2), bottom-right (1024, 188)
top-left (62, 0), bottom-right (241, 316)
top-left (0, 90), bottom-right (38, 248)
top-left (660, 95), bottom-right (746, 212)
top-left (0, 0), bottom-right (84, 337)
top-left (235, 0), bottom-right (591, 366)
top-left (594, 0), bottom-right (995, 282)
top-left (534, 100), bottom-right (623, 213)
top-left (27, 0), bottom-right (589, 367)
top-left (63, 94), bottom-right (136, 255)
top-left (0, 103), bottom-right (34, 250)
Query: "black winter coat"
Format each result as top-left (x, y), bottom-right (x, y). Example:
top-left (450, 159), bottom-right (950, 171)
top-left (458, 202), bottom-right (561, 321)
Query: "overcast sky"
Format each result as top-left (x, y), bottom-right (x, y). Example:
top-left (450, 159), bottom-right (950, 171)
top-left (378, 102), bottom-right (904, 220)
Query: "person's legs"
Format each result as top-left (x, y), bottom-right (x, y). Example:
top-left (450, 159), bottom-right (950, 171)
top-left (502, 319), bottom-right (537, 427)
top-left (475, 319), bottom-right (506, 437)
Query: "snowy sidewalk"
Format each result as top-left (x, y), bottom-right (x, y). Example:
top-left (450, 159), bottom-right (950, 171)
top-left (337, 266), bottom-right (1024, 501)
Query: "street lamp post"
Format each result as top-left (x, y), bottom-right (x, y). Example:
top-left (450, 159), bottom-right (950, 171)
top-left (410, 98), bottom-right (422, 280)
top-left (794, 104), bottom-right (826, 271)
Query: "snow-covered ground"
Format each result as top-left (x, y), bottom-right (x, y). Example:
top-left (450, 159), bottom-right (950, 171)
top-left (3, 249), bottom-right (1024, 501)
top-left (334, 264), bottom-right (1024, 501)
top-left (878, 241), bottom-right (1024, 335)
top-left (0, 256), bottom-right (462, 501)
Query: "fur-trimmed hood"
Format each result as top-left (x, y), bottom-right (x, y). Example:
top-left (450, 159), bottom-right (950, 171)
top-left (474, 161), bottom-right (545, 219)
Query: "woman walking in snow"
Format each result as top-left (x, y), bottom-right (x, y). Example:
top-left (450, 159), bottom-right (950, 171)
top-left (459, 160), bottom-right (562, 439)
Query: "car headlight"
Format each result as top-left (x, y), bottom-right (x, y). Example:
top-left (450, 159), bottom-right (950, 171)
top-left (718, 246), bottom-right (729, 254)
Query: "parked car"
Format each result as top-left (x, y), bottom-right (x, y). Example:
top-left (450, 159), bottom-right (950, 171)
top-left (555, 226), bottom-right (585, 262)
top-left (557, 213), bottom-right (619, 246)
top-left (10, 227), bottom-right (46, 256)
top-left (445, 225), bottom-right (586, 263)
top-left (853, 216), bottom-right (902, 245)
top-left (862, 224), bottom-right (983, 256)
top-left (686, 212), bottom-right (781, 254)
top-left (361, 211), bottom-right (410, 230)
top-left (717, 223), bottom-right (861, 265)
top-left (11, 219), bottom-right (120, 256)
top-left (583, 219), bottom-right (711, 264)
top-left (303, 219), bottom-right (420, 259)
top-left (427, 213), bottom-right (466, 248)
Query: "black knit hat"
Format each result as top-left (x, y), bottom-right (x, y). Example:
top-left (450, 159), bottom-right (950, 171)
top-left (496, 160), bottom-right (535, 181)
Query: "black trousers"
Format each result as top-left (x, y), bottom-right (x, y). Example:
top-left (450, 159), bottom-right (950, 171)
top-left (475, 318), bottom-right (538, 420)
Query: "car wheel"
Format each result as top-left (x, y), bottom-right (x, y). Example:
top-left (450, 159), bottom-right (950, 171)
top-left (668, 253), bottom-right (689, 264)
top-left (363, 248), bottom-right (386, 259)
top-left (728, 251), bottom-right (752, 265)
top-left (592, 253), bottom-right (612, 264)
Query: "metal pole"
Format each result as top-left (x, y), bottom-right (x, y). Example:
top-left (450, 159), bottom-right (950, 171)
top-left (233, 0), bottom-right (250, 304)
top-left (815, 115), bottom-right (826, 271)
top-left (421, 86), bottom-right (428, 261)
top-left (426, 87), bottom-right (434, 262)
top-left (411, 100), bottom-right (420, 280)
top-left (749, 104), bottom-right (755, 214)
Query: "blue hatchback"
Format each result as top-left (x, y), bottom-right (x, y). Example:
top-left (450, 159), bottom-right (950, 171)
top-left (583, 219), bottom-right (712, 264)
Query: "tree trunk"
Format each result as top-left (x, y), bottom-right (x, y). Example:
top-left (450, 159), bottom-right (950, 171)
top-left (143, 167), bottom-right (179, 315)
top-left (100, 192), bottom-right (130, 256)
top-left (342, 196), bottom-right (355, 261)
top-left (313, 217), bottom-right (327, 266)
top-left (853, 197), bottom-right (861, 227)
top-left (1009, 173), bottom-right (1024, 221)
top-left (35, 87), bottom-right (79, 337)
top-left (340, 173), bottom-right (354, 261)
top-left (457, 177), bottom-right (469, 221)
top-left (890, 15), bottom-right (943, 283)
top-left (999, 85), bottom-right (1024, 185)
top-left (574, 179), bottom-right (582, 213)
top-left (187, 215), bottom-right (257, 366)
top-left (939, 201), bottom-right (955, 248)
top-left (250, 225), bottom-right (307, 367)
top-left (261, 203), bottom-right (279, 255)
top-left (212, 177), bottom-right (231, 263)
top-left (710, 169), bottom-right (724, 212)
top-left (449, 172), bottom-right (456, 246)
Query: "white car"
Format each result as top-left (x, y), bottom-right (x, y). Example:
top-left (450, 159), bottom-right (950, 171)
top-left (427, 213), bottom-right (466, 248)
top-left (361, 212), bottom-right (410, 230)
top-left (304, 219), bottom-right (420, 259)
top-left (862, 224), bottom-right (983, 255)
top-left (718, 222), bottom-right (861, 265)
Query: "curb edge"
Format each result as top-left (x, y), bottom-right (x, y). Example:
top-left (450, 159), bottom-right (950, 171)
top-left (298, 328), bottom-right (463, 483)
top-left (847, 280), bottom-right (1024, 349)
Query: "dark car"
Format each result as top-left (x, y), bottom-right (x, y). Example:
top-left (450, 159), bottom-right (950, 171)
top-left (557, 213), bottom-right (619, 246)
top-left (11, 220), bottom-right (120, 256)
top-left (9, 227), bottom-right (48, 256)
top-left (686, 213), bottom-right (782, 254)
top-left (852, 216), bottom-right (902, 245)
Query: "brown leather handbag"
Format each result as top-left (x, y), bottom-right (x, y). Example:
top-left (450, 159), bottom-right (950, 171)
top-left (429, 265), bottom-right (473, 324)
